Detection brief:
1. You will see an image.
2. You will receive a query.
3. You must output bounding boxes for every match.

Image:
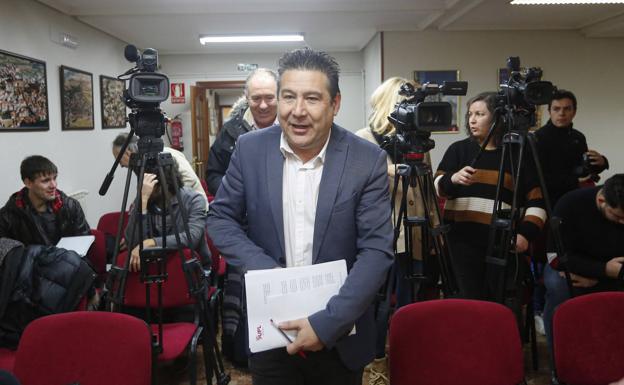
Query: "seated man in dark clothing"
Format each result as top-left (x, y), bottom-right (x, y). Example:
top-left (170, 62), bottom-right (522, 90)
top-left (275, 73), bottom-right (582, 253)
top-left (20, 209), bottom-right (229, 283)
top-left (0, 155), bottom-right (90, 246)
top-left (543, 174), bottom-right (624, 353)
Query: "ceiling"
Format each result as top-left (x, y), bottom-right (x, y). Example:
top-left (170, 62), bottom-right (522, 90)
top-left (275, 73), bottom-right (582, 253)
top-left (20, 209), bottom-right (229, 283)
top-left (38, 0), bottom-right (624, 54)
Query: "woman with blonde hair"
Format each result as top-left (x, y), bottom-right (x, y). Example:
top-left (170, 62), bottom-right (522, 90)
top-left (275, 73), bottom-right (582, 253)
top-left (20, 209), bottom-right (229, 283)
top-left (356, 76), bottom-right (431, 303)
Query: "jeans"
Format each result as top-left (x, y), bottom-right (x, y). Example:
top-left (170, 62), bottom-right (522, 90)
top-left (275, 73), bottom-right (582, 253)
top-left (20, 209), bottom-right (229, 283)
top-left (543, 264), bottom-right (571, 352)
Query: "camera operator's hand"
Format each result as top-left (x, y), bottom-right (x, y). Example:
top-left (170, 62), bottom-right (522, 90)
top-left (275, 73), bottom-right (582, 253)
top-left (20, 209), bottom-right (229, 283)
top-left (129, 238), bottom-right (157, 272)
top-left (605, 256), bottom-right (624, 279)
top-left (586, 150), bottom-right (606, 169)
top-left (559, 272), bottom-right (598, 288)
top-left (140, 173), bottom-right (158, 212)
top-left (514, 234), bottom-right (529, 253)
top-left (451, 166), bottom-right (476, 186)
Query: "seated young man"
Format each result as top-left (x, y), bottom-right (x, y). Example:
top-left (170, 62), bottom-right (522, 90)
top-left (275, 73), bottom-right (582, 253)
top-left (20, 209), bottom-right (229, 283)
top-left (543, 174), bottom-right (624, 354)
top-left (0, 155), bottom-right (90, 245)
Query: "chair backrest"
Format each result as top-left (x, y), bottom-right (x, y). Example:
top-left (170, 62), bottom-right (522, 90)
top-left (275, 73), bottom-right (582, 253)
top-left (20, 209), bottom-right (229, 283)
top-left (389, 299), bottom-right (524, 385)
top-left (554, 292), bottom-right (624, 385)
top-left (118, 249), bottom-right (200, 308)
top-left (87, 229), bottom-right (107, 275)
top-left (13, 311), bottom-right (152, 385)
top-left (96, 211), bottom-right (129, 236)
top-left (0, 348), bottom-right (16, 373)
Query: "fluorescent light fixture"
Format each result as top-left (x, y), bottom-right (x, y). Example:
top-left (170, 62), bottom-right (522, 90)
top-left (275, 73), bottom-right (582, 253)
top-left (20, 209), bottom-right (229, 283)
top-left (199, 34), bottom-right (304, 44)
top-left (511, 0), bottom-right (624, 3)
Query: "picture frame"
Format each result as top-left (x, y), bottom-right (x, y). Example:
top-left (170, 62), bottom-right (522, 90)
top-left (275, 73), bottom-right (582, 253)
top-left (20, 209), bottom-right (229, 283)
top-left (99, 75), bottom-right (126, 128)
top-left (413, 70), bottom-right (461, 133)
top-left (0, 49), bottom-right (49, 131)
top-left (60, 65), bottom-right (94, 130)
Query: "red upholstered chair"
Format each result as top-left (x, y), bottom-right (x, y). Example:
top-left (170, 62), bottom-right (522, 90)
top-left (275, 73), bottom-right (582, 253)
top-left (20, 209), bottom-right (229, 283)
top-left (389, 299), bottom-right (525, 385)
top-left (553, 292), bottom-right (624, 385)
top-left (0, 348), bottom-right (16, 373)
top-left (115, 249), bottom-right (218, 385)
top-left (96, 211), bottom-right (129, 239)
top-left (86, 228), bottom-right (107, 278)
top-left (13, 311), bottom-right (152, 385)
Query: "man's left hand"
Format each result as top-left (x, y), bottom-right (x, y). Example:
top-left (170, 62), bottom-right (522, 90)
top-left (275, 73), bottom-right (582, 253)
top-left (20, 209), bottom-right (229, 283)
top-left (279, 318), bottom-right (324, 355)
top-left (586, 150), bottom-right (606, 168)
top-left (515, 234), bottom-right (529, 253)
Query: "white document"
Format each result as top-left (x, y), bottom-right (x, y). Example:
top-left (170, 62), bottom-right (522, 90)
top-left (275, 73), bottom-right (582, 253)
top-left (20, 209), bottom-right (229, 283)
top-left (56, 235), bottom-right (95, 256)
top-left (245, 259), bottom-right (348, 353)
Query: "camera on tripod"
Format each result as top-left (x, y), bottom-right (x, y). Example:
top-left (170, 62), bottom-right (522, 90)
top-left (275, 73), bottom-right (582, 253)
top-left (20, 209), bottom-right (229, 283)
top-left (121, 45), bottom-right (170, 166)
top-left (384, 81), bottom-right (467, 156)
top-left (496, 56), bottom-right (556, 130)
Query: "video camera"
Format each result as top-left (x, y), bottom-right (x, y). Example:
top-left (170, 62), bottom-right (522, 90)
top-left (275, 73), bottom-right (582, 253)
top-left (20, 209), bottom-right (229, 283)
top-left (120, 45), bottom-right (170, 159)
top-left (496, 56), bottom-right (556, 130)
top-left (384, 81), bottom-right (467, 158)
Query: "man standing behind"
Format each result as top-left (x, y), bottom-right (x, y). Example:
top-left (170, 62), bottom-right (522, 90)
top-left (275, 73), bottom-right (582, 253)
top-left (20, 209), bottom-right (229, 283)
top-left (207, 48), bottom-right (393, 384)
top-left (205, 68), bottom-right (278, 195)
top-left (535, 89), bottom-right (609, 206)
top-left (0, 155), bottom-right (90, 245)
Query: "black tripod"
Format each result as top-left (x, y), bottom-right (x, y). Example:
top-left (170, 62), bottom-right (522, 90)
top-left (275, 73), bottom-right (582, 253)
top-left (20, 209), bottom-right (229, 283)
top-left (390, 152), bottom-right (459, 299)
top-left (476, 106), bottom-right (573, 306)
top-left (100, 123), bottom-right (230, 385)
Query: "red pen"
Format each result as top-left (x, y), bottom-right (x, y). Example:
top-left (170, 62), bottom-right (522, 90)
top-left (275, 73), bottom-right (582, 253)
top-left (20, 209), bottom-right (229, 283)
top-left (270, 318), bottom-right (307, 359)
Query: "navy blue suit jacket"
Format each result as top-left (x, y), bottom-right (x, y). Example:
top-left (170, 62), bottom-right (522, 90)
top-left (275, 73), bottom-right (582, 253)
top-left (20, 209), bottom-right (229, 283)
top-left (207, 124), bottom-right (393, 370)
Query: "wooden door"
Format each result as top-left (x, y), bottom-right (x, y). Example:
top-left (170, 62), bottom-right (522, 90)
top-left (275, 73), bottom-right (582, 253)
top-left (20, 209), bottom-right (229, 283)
top-left (190, 86), bottom-right (210, 177)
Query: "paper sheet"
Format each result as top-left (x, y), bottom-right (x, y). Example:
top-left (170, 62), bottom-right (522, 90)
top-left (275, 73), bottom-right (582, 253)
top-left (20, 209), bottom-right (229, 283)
top-left (56, 235), bottom-right (95, 256)
top-left (245, 259), bottom-right (348, 353)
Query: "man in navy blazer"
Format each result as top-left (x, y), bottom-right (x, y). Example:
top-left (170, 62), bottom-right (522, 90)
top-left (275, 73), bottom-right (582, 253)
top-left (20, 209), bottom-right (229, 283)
top-left (207, 48), bottom-right (393, 384)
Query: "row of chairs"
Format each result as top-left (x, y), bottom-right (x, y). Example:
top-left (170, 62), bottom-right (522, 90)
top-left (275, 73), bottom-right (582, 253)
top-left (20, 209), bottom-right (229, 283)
top-left (389, 292), bottom-right (624, 385)
top-left (0, 207), bottom-right (228, 385)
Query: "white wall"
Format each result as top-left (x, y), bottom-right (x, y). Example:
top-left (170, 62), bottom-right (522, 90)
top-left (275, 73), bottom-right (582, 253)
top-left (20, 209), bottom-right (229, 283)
top-left (159, 50), bottom-right (366, 161)
top-left (0, 0), bottom-right (132, 226)
top-left (363, 32), bottom-right (383, 121)
top-left (383, 30), bottom-right (624, 179)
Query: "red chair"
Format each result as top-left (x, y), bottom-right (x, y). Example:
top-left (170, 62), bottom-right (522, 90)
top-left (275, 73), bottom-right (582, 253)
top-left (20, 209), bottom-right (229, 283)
top-left (114, 249), bottom-right (218, 385)
top-left (389, 299), bottom-right (525, 385)
top-left (553, 292), bottom-right (624, 385)
top-left (13, 311), bottom-right (152, 385)
top-left (0, 348), bottom-right (15, 373)
top-left (96, 211), bottom-right (129, 239)
top-left (86, 229), bottom-right (107, 278)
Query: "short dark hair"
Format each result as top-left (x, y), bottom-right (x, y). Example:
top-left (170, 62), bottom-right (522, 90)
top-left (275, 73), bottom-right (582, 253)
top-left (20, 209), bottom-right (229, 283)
top-left (603, 174), bottom-right (624, 209)
top-left (465, 92), bottom-right (503, 147)
top-left (548, 89), bottom-right (577, 111)
top-left (20, 155), bottom-right (57, 181)
top-left (277, 48), bottom-right (340, 99)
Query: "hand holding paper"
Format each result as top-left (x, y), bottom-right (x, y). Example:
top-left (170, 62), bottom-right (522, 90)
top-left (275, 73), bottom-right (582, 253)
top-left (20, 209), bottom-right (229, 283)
top-left (279, 318), bottom-right (323, 355)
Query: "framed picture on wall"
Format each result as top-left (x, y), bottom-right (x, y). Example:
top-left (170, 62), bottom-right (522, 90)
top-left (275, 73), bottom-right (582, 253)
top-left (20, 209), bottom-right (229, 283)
top-left (60, 65), bottom-right (94, 130)
top-left (413, 70), bottom-right (460, 133)
top-left (100, 75), bottom-right (126, 128)
top-left (0, 49), bottom-right (49, 131)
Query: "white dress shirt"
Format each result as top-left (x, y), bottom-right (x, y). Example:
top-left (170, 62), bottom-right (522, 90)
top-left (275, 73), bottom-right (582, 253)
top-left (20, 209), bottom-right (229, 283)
top-left (280, 132), bottom-right (330, 267)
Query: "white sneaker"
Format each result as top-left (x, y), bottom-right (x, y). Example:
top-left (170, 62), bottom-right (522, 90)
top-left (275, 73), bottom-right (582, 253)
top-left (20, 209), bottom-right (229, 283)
top-left (534, 314), bottom-right (546, 336)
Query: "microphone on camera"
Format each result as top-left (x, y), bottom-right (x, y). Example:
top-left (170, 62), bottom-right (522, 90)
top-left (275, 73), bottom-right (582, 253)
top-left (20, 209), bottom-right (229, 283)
top-left (124, 44), bottom-right (140, 63)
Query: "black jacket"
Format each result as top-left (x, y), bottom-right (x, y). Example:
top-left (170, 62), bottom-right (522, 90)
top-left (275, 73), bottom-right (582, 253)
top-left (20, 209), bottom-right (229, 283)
top-left (205, 111), bottom-right (252, 195)
top-left (535, 120), bottom-right (608, 206)
top-left (0, 188), bottom-right (90, 246)
top-left (0, 240), bottom-right (96, 348)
